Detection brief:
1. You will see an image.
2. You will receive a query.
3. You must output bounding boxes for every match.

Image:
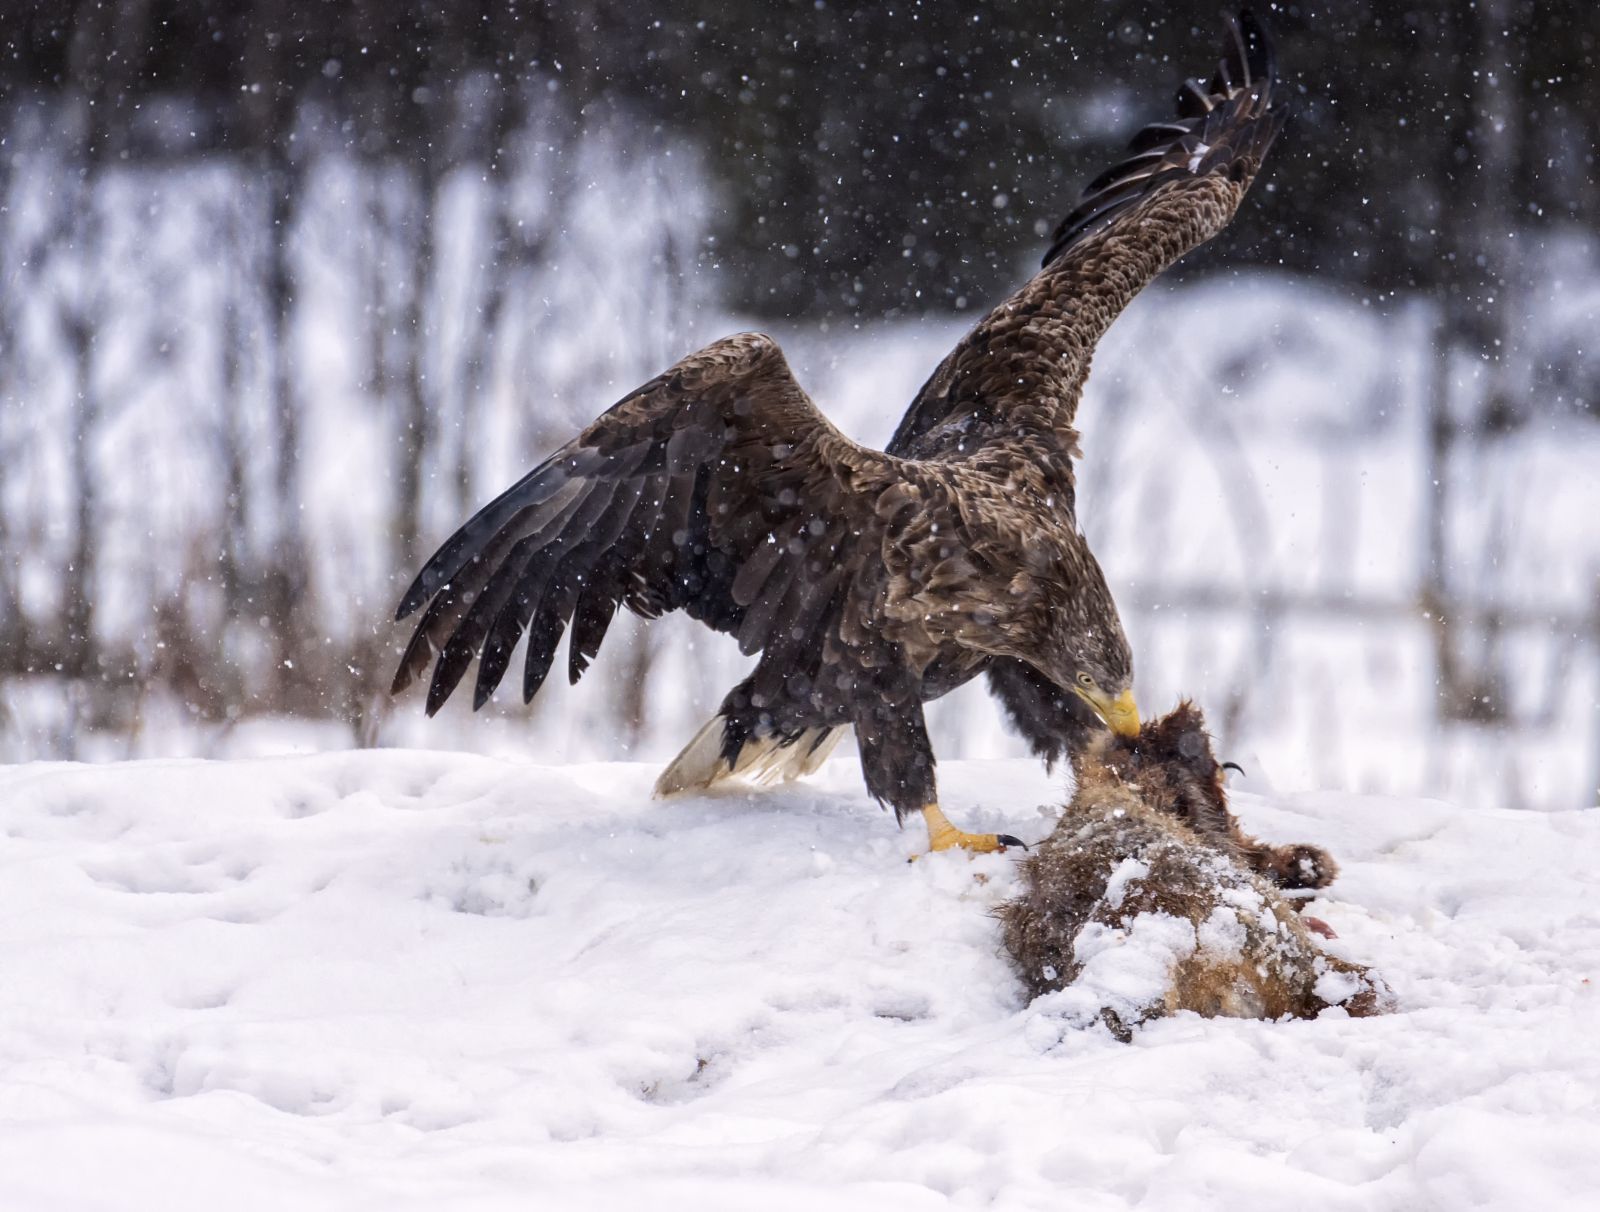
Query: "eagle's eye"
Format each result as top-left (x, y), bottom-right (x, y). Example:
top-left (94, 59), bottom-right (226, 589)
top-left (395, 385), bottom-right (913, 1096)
top-left (1076, 672), bottom-right (1095, 689)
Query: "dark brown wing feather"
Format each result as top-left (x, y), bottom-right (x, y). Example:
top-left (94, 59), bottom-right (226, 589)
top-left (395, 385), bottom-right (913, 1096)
top-left (1041, 10), bottom-right (1281, 266)
top-left (888, 9), bottom-right (1283, 457)
top-left (390, 332), bottom-right (900, 716)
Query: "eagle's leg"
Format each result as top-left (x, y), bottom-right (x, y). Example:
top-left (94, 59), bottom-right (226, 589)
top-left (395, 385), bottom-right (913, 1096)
top-left (855, 695), bottom-right (1023, 856)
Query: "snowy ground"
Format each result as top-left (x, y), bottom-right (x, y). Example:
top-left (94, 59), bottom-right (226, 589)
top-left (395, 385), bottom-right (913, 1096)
top-left (3, 752), bottom-right (1598, 1211)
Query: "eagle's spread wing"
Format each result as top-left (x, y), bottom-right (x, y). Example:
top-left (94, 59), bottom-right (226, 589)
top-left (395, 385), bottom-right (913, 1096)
top-left (392, 333), bottom-right (894, 715)
top-left (888, 9), bottom-right (1282, 456)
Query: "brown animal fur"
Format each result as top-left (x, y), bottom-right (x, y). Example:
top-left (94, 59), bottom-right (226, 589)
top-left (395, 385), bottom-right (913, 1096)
top-left (998, 704), bottom-right (1388, 1037)
top-left (1092, 701), bottom-right (1340, 892)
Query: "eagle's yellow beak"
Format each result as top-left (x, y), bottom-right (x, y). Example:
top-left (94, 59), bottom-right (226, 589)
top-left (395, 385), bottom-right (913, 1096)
top-left (1103, 689), bottom-right (1141, 737)
top-left (1078, 686), bottom-right (1140, 737)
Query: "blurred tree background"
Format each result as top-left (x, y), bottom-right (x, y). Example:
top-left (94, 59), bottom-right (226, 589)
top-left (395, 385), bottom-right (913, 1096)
top-left (1, 0), bottom-right (1598, 806)
top-left (7, 0), bottom-right (1597, 312)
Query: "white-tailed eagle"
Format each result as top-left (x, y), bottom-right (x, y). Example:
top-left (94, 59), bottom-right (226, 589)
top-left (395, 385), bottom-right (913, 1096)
top-left (391, 10), bottom-right (1283, 854)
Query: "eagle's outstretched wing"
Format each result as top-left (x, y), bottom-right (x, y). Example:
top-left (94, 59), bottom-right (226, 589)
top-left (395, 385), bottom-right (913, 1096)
top-left (888, 9), bottom-right (1283, 456)
top-left (392, 333), bottom-right (895, 715)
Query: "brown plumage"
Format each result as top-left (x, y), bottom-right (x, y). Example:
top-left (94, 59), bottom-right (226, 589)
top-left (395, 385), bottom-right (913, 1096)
top-left (391, 11), bottom-right (1284, 829)
top-left (999, 704), bottom-right (1388, 1037)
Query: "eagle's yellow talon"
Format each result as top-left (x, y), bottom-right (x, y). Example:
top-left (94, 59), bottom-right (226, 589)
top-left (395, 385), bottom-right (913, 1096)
top-left (918, 803), bottom-right (1025, 858)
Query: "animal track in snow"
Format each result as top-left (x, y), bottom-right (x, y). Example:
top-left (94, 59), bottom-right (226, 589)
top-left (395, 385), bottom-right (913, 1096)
top-left (83, 848), bottom-right (257, 897)
top-left (83, 857), bottom-right (212, 896)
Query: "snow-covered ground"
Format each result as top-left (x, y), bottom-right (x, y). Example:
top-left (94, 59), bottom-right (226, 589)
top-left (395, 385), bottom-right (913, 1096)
top-left (4, 751), bottom-right (1597, 1210)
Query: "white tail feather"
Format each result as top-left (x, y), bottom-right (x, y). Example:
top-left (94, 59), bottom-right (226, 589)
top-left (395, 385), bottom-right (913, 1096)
top-left (789, 726), bottom-right (846, 780)
top-left (653, 715), bottom-right (731, 797)
top-left (654, 719), bottom-right (845, 798)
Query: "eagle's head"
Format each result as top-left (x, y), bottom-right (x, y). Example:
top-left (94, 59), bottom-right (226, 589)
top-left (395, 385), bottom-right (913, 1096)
top-left (987, 528), bottom-right (1138, 737)
top-left (1021, 539), bottom-right (1138, 737)
top-left (1062, 627), bottom-right (1137, 738)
